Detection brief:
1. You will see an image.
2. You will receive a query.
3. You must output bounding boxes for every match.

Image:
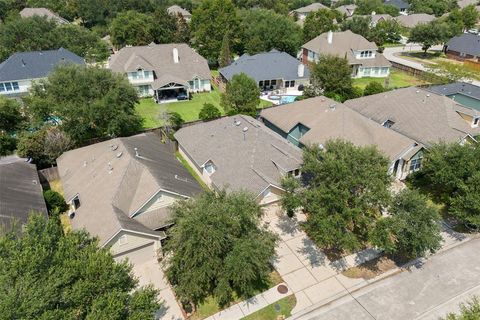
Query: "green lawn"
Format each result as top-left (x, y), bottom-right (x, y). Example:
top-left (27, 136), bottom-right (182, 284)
top-left (175, 151), bottom-right (209, 191)
top-left (190, 271), bottom-right (284, 320)
top-left (353, 69), bottom-right (427, 90)
top-left (241, 295), bottom-right (297, 320)
top-left (135, 86), bottom-right (272, 129)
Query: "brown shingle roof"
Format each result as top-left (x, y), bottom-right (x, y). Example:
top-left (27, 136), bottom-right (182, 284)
top-left (57, 133), bottom-right (202, 246)
top-left (344, 87), bottom-right (478, 147)
top-left (394, 14), bottom-right (435, 28)
top-left (302, 30), bottom-right (391, 67)
top-left (292, 2), bottom-right (329, 13)
top-left (19, 7), bottom-right (69, 24)
top-left (260, 96), bottom-right (418, 161)
top-left (108, 43), bottom-right (211, 83)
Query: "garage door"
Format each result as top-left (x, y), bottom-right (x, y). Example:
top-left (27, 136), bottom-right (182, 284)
top-left (114, 242), bottom-right (156, 265)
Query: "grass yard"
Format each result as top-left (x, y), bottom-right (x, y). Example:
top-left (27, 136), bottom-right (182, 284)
top-left (353, 69), bottom-right (427, 90)
top-left (175, 151), bottom-right (209, 191)
top-left (45, 179), bottom-right (72, 233)
top-left (241, 295), bottom-right (297, 320)
top-left (136, 86), bottom-right (272, 129)
top-left (190, 270), bottom-right (284, 320)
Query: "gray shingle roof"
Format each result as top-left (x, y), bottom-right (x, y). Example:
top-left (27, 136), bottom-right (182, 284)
top-left (108, 43), bottom-right (210, 83)
top-left (19, 7), bottom-right (69, 24)
top-left (302, 31), bottom-right (391, 67)
top-left (344, 87), bottom-right (479, 147)
top-left (428, 82), bottom-right (480, 100)
top-left (0, 48), bottom-right (84, 82)
top-left (446, 33), bottom-right (480, 57)
top-left (174, 115), bottom-right (303, 197)
top-left (57, 133), bottom-right (202, 246)
top-left (219, 50), bottom-right (309, 83)
top-left (260, 96), bottom-right (418, 161)
top-left (394, 14), bottom-right (435, 28)
top-left (0, 157), bottom-right (47, 230)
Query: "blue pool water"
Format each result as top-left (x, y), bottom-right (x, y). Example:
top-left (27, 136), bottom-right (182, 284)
top-left (280, 95), bottom-right (298, 104)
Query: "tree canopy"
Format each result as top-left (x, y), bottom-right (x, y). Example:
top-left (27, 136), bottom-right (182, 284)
top-left (191, 0), bottom-right (239, 64)
top-left (0, 213), bottom-right (160, 319)
top-left (24, 65), bottom-right (142, 145)
top-left (221, 73), bottom-right (260, 116)
top-left (0, 16), bottom-right (109, 62)
top-left (303, 8), bottom-right (339, 43)
top-left (370, 189), bottom-right (442, 260)
top-left (299, 141), bottom-right (392, 252)
top-left (308, 55), bottom-right (358, 102)
top-left (165, 190), bottom-right (277, 309)
top-left (409, 0), bottom-right (458, 17)
top-left (238, 9), bottom-right (302, 57)
top-left (408, 21), bottom-right (451, 53)
top-left (445, 297), bottom-right (480, 320)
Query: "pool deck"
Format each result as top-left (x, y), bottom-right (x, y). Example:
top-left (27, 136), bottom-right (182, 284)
top-left (261, 89), bottom-right (303, 105)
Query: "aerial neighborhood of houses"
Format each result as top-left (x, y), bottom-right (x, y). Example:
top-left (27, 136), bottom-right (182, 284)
top-left (1, 0), bottom-right (480, 319)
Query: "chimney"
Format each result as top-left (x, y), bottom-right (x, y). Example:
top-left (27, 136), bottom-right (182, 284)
top-left (173, 47), bottom-right (179, 63)
top-left (327, 30), bottom-right (333, 44)
top-left (297, 64), bottom-right (305, 78)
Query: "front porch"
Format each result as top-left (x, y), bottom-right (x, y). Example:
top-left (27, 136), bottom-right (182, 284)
top-left (153, 76), bottom-right (190, 104)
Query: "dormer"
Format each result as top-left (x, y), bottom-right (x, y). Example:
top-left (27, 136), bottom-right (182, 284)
top-left (354, 49), bottom-right (376, 59)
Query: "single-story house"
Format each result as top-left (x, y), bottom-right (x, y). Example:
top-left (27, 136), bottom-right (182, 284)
top-left (19, 7), bottom-right (69, 24)
top-left (444, 33), bottom-right (480, 62)
top-left (344, 87), bottom-right (480, 148)
top-left (57, 132), bottom-right (203, 263)
top-left (260, 96), bottom-right (423, 180)
top-left (384, 0), bottom-right (410, 15)
top-left (347, 13), bottom-right (393, 27)
top-left (428, 82), bottom-right (480, 112)
top-left (0, 48), bottom-right (84, 96)
top-left (290, 3), bottom-right (329, 20)
top-left (394, 13), bottom-right (435, 28)
top-left (167, 5), bottom-right (192, 21)
top-left (335, 4), bottom-right (357, 17)
top-left (174, 115), bottom-right (303, 206)
top-left (108, 43), bottom-right (211, 101)
top-left (219, 49), bottom-right (309, 92)
top-left (0, 156), bottom-right (48, 231)
top-left (302, 30), bottom-right (391, 78)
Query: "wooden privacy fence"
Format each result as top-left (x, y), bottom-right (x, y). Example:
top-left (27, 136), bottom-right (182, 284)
top-left (38, 167), bottom-right (59, 185)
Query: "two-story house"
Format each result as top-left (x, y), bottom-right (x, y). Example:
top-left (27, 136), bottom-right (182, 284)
top-left (0, 48), bottom-right (84, 96)
top-left (108, 43), bottom-right (211, 102)
top-left (302, 30), bottom-right (391, 78)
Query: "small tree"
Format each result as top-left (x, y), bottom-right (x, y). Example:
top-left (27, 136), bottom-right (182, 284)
top-left (43, 190), bottom-right (69, 214)
top-left (281, 176), bottom-right (302, 218)
top-left (363, 81), bottom-right (385, 96)
top-left (0, 97), bottom-right (24, 133)
top-left (370, 189), bottom-right (442, 260)
top-left (221, 73), bottom-right (260, 116)
top-left (408, 21), bottom-right (450, 54)
top-left (218, 31), bottom-right (232, 67)
top-left (199, 103), bottom-right (221, 121)
top-left (16, 130), bottom-right (49, 167)
top-left (450, 172), bottom-right (480, 229)
top-left (310, 55), bottom-right (355, 102)
top-left (165, 190), bottom-right (277, 310)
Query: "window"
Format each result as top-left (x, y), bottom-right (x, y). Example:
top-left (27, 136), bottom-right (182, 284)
top-left (381, 67), bottom-right (389, 74)
top-left (474, 117), bottom-right (479, 126)
top-left (72, 196), bottom-right (81, 209)
top-left (143, 70), bottom-right (151, 78)
top-left (259, 80), bottom-right (264, 87)
top-left (382, 120), bottom-right (395, 128)
top-left (271, 79), bottom-right (277, 86)
top-left (360, 51), bottom-right (372, 58)
top-left (4, 82), bottom-right (12, 91)
top-left (363, 68), bottom-right (371, 76)
top-left (12, 82), bottom-right (19, 90)
top-left (409, 158), bottom-right (422, 172)
top-left (284, 81), bottom-right (290, 87)
top-left (0, 83), bottom-right (4, 92)
top-left (264, 80), bottom-right (270, 87)
top-left (290, 80), bottom-right (295, 87)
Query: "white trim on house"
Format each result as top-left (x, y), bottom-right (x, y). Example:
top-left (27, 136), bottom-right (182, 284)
top-left (102, 228), bottom-right (165, 249)
top-left (129, 188), bottom-right (192, 217)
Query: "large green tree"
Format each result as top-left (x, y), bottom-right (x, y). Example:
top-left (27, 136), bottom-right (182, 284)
top-left (299, 141), bottom-right (392, 252)
top-left (165, 190), bottom-right (277, 309)
top-left (303, 8), bottom-right (339, 43)
top-left (450, 172), bottom-right (480, 229)
top-left (408, 21), bottom-right (451, 53)
top-left (110, 10), bottom-right (154, 48)
top-left (409, 0), bottom-right (458, 17)
top-left (221, 73), bottom-right (260, 116)
top-left (0, 16), bottom-right (109, 62)
top-left (0, 96), bottom-right (24, 133)
top-left (370, 189), bottom-right (442, 260)
top-left (355, 0), bottom-right (399, 16)
top-left (0, 213), bottom-right (160, 319)
top-left (341, 16), bottom-right (372, 41)
top-left (238, 9), bottom-right (302, 57)
top-left (445, 297), bottom-right (480, 320)
top-left (233, 0), bottom-right (289, 14)
top-left (308, 54), bottom-right (357, 102)
top-left (190, 0), bottom-right (239, 64)
top-left (24, 65), bottom-right (143, 144)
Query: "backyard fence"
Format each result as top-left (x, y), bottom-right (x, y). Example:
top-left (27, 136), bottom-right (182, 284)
top-left (38, 167), bottom-right (59, 185)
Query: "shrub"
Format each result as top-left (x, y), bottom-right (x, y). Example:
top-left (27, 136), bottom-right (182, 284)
top-left (199, 103), bottom-right (221, 121)
top-left (363, 81), bottom-right (385, 96)
top-left (43, 190), bottom-right (69, 214)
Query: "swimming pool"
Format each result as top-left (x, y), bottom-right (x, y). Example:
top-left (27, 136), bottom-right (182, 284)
top-left (447, 93), bottom-right (480, 111)
top-left (280, 95), bottom-right (298, 104)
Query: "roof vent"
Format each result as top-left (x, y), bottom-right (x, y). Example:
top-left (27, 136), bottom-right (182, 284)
top-left (108, 162), bottom-right (113, 173)
top-left (116, 151), bottom-right (123, 158)
top-left (329, 104), bottom-right (336, 110)
top-left (21, 59), bottom-right (26, 67)
top-left (243, 126), bottom-right (249, 132)
top-left (32, 180), bottom-right (37, 185)
top-left (416, 90), bottom-right (420, 93)
top-left (111, 144), bottom-right (118, 151)
top-left (83, 161), bottom-right (87, 167)
top-left (134, 147), bottom-right (139, 157)
top-left (426, 94), bottom-right (430, 97)
top-left (173, 47), bottom-right (179, 63)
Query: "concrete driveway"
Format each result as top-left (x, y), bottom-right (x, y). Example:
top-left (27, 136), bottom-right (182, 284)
top-left (131, 258), bottom-right (184, 320)
top-left (291, 237), bottom-right (480, 320)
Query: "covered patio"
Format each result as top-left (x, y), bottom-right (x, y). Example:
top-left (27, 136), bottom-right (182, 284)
top-left (152, 75), bottom-right (189, 103)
